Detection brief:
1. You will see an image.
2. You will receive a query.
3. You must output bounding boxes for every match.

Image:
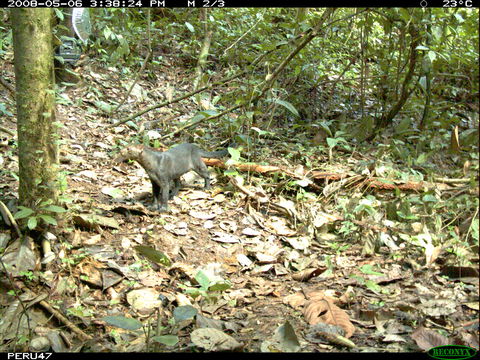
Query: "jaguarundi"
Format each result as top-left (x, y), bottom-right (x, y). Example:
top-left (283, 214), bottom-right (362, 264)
top-left (115, 143), bottom-right (229, 212)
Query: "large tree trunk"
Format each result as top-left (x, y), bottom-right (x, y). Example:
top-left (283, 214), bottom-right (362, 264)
top-left (11, 9), bottom-right (60, 213)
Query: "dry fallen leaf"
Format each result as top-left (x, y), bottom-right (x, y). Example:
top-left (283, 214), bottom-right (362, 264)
top-left (411, 326), bottom-right (450, 350)
top-left (291, 268), bottom-right (324, 282)
top-left (190, 328), bottom-right (243, 351)
top-left (303, 292), bottom-right (355, 338)
top-left (283, 293), bottom-right (306, 309)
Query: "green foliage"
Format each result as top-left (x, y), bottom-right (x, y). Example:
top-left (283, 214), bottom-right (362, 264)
top-left (359, 264), bottom-right (384, 276)
top-left (151, 335), bottom-right (179, 347)
top-left (326, 241), bottom-right (351, 254)
top-left (18, 271), bottom-right (36, 282)
top-left (0, 103), bottom-right (13, 117)
top-left (0, 16), bottom-right (12, 56)
top-left (179, 270), bottom-right (232, 304)
top-left (103, 316), bottom-right (143, 330)
top-left (134, 245), bottom-right (172, 267)
top-left (14, 201), bottom-right (66, 230)
top-left (173, 305), bottom-right (197, 322)
top-left (67, 305), bottom-right (93, 319)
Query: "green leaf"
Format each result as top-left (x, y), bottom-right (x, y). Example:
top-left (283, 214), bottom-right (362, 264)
top-left (396, 117), bottom-right (412, 134)
top-left (454, 13), bottom-right (464, 23)
top-left (319, 122), bottom-right (333, 137)
top-left (14, 207), bottom-right (34, 219)
top-left (398, 8), bottom-right (411, 21)
top-left (103, 316), bottom-right (143, 330)
top-left (0, 103), bottom-right (13, 116)
top-left (151, 335), bottom-right (179, 347)
top-left (173, 305), bottom-right (197, 322)
top-left (427, 51), bottom-right (437, 62)
top-left (39, 215), bottom-right (57, 226)
top-left (422, 194), bottom-right (438, 203)
top-left (227, 147), bottom-right (240, 161)
top-left (54, 9), bottom-right (64, 21)
top-left (126, 121), bottom-right (138, 130)
top-left (43, 205), bottom-right (66, 213)
top-left (27, 217), bottom-right (38, 230)
top-left (365, 280), bottom-right (382, 293)
top-left (101, 187), bottom-right (124, 199)
top-left (184, 288), bottom-right (202, 298)
top-left (272, 321), bottom-right (301, 352)
top-left (103, 27), bottom-right (113, 40)
top-left (224, 169), bottom-right (239, 177)
top-left (199, 110), bottom-right (219, 117)
top-left (471, 219), bottom-right (479, 241)
top-left (326, 138), bottom-right (338, 148)
top-left (208, 281), bottom-right (232, 292)
top-left (359, 264), bottom-right (384, 276)
top-left (416, 153), bottom-right (428, 165)
top-left (251, 126), bottom-right (273, 137)
top-left (195, 270), bottom-right (211, 289)
top-left (185, 22), bottom-right (195, 33)
top-left (39, 199), bottom-right (53, 207)
top-left (134, 245), bottom-right (171, 266)
top-left (94, 100), bottom-right (113, 113)
top-left (415, 45), bottom-right (429, 51)
top-left (274, 99), bottom-right (299, 117)
top-left (419, 76), bottom-right (427, 91)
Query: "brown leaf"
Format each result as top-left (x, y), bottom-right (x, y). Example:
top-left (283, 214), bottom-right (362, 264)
top-left (450, 125), bottom-right (461, 153)
top-left (411, 327), bottom-right (450, 350)
top-left (73, 214), bottom-right (120, 230)
top-left (303, 292), bottom-right (355, 338)
top-left (283, 293), bottom-right (306, 309)
top-left (460, 332), bottom-right (479, 350)
top-left (291, 268), bottom-right (324, 282)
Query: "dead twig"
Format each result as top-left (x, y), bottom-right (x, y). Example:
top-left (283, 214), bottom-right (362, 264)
top-left (0, 200), bottom-right (21, 238)
top-left (433, 177), bottom-right (472, 184)
top-left (0, 126), bottom-right (15, 137)
top-left (37, 299), bottom-right (93, 341)
top-left (0, 76), bottom-right (15, 98)
top-left (229, 176), bottom-right (299, 222)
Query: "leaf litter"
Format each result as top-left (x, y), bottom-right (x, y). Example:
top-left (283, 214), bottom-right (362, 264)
top-left (0, 61), bottom-right (478, 354)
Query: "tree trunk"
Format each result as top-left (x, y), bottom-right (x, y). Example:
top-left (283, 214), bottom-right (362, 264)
top-left (194, 8), bottom-right (213, 106)
top-left (11, 9), bottom-right (60, 212)
top-left (375, 23), bottom-right (420, 130)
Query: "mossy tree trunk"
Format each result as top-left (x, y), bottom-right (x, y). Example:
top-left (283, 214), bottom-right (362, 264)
top-left (11, 9), bottom-right (60, 214)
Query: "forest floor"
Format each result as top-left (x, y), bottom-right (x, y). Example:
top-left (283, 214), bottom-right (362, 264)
top-left (0, 58), bottom-right (478, 352)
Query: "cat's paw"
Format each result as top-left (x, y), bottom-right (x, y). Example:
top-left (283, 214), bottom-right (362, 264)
top-left (157, 205), bottom-right (170, 213)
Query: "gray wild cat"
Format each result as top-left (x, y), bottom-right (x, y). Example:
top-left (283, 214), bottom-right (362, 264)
top-left (115, 143), bottom-right (229, 212)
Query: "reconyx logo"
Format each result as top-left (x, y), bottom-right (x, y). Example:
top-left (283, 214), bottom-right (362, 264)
top-left (428, 345), bottom-right (478, 360)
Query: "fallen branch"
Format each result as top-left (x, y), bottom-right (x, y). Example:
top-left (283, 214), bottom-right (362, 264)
top-left (433, 177), bottom-right (472, 184)
top-left (9, 278), bottom-right (92, 342)
top-left (205, 157), bottom-right (324, 193)
top-left (144, 144), bottom-right (451, 195)
top-left (38, 298), bottom-right (93, 341)
top-left (204, 157), bottom-right (453, 195)
top-left (0, 126), bottom-right (15, 137)
top-left (0, 76), bottom-right (15, 98)
top-left (0, 200), bottom-right (21, 238)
